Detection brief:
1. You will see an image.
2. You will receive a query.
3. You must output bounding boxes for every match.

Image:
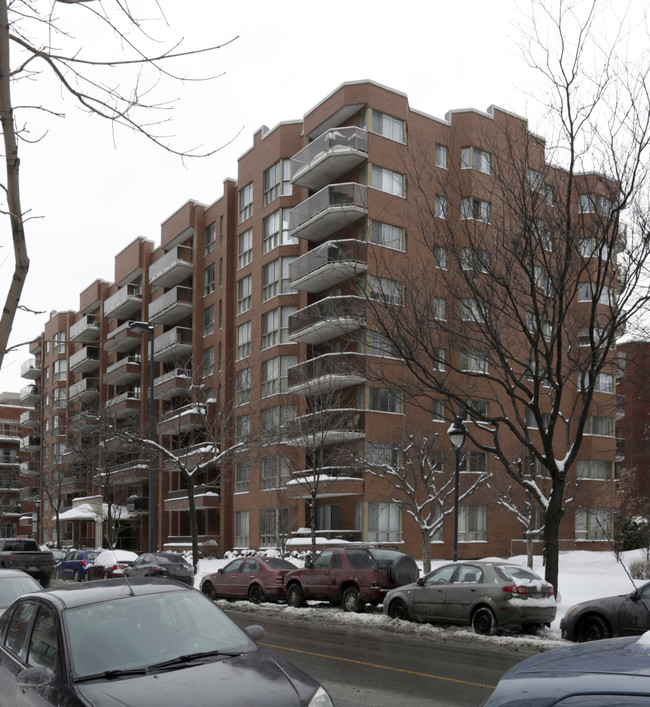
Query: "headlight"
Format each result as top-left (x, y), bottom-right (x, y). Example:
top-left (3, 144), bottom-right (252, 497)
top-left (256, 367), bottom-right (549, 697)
top-left (564, 606), bottom-right (577, 619)
top-left (307, 686), bottom-right (334, 707)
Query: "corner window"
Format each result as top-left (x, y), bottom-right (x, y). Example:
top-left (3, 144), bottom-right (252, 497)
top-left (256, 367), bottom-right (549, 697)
top-left (238, 229), bottom-right (253, 269)
top-left (370, 165), bottom-right (405, 197)
top-left (435, 144), bottom-right (448, 169)
top-left (263, 160), bottom-right (292, 206)
top-left (238, 183), bottom-right (253, 224)
top-left (205, 222), bottom-right (216, 255)
top-left (461, 147), bottom-right (491, 174)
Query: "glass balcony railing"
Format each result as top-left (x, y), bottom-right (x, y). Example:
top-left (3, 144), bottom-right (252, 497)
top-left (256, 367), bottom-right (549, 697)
top-left (69, 377), bottom-right (99, 402)
top-left (148, 286), bottom-right (193, 324)
top-left (104, 283), bottom-right (142, 319)
top-left (69, 314), bottom-right (100, 342)
top-left (288, 352), bottom-right (366, 394)
top-left (289, 239), bottom-right (368, 293)
top-left (20, 358), bottom-right (41, 380)
top-left (289, 183), bottom-right (367, 242)
top-left (288, 296), bottom-right (365, 345)
top-left (149, 245), bottom-right (193, 288)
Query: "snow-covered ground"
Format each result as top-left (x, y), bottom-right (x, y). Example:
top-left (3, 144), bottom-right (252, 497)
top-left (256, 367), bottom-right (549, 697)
top-left (192, 548), bottom-right (648, 651)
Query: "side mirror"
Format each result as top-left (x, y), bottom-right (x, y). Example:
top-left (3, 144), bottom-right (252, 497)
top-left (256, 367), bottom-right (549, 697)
top-left (632, 589), bottom-right (641, 601)
top-left (245, 624), bottom-right (265, 641)
top-left (17, 666), bottom-right (53, 688)
top-left (417, 577), bottom-right (424, 586)
top-left (217, 568), bottom-right (224, 574)
top-left (304, 559), bottom-right (313, 569)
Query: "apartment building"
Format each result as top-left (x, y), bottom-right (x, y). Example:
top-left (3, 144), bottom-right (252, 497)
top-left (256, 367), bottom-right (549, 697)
top-left (0, 392), bottom-right (30, 537)
top-left (20, 81), bottom-right (621, 558)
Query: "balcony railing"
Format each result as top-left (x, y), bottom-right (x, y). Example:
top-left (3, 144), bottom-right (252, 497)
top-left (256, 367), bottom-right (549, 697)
top-left (289, 183), bottom-right (367, 242)
top-left (164, 485), bottom-right (219, 511)
top-left (289, 239), bottom-right (368, 293)
top-left (19, 409), bottom-right (38, 429)
top-left (69, 314), bottom-right (100, 342)
top-left (283, 409), bottom-right (365, 446)
top-left (69, 346), bottom-right (100, 373)
top-left (20, 384), bottom-right (39, 404)
top-left (105, 320), bottom-right (142, 353)
top-left (290, 127), bottom-right (368, 191)
top-left (19, 461), bottom-right (39, 478)
top-left (288, 352), bottom-right (366, 394)
top-left (289, 296), bottom-right (365, 345)
top-left (154, 368), bottom-right (191, 401)
top-left (157, 403), bottom-right (205, 435)
top-left (20, 435), bottom-right (40, 452)
top-left (104, 389), bottom-right (140, 418)
top-left (69, 377), bottom-right (99, 402)
top-left (103, 353), bottom-right (141, 386)
top-left (153, 326), bottom-right (193, 363)
top-left (149, 245), bottom-right (193, 288)
top-left (148, 286), bottom-right (193, 325)
top-left (98, 458), bottom-right (149, 485)
top-left (20, 358), bottom-right (41, 380)
top-left (104, 283), bottom-right (142, 320)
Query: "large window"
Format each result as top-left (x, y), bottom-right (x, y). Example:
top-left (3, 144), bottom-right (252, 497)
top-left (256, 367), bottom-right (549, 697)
top-left (585, 415), bottom-right (614, 436)
top-left (434, 297), bottom-right (446, 321)
top-left (260, 405), bottom-right (296, 436)
top-left (238, 229), bottom-right (253, 269)
top-left (460, 248), bottom-right (490, 273)
top-left (236, 322), bottom-right (251, 360)
top-left (203, 305), bottom-right (214, 337)
top-left (203, 346), bottom-right (214, 378)
top-left (368, 387), bottom-right (403, 414)
top-left (370, 165), bottom-right (405, 197)
top-left (361, 502), bottom-right (401, 543)
top-left (364, 109), bottom-right (405, 143)
top-left (261, 306), bottom-right (295, 349)
top-left (459, 350), bottom-right (489, 374)
top-left (52, 359), bottom-right (67, 382)
top-left (317, 505), bottom-right (340, 531)
top-left (263, 160), bottom-right (292, 206)
top-left (261, 455), bottom-right (291, 490)
top-left (261, 355), bottom-right (296, 397)
top-left (235, 368), bottom-right (251, 405)
top-left (578, 282), bottom-right (615, 305)
top-left (238, 182), bottom-right (253, 223)
top-left (368, 275), bottom-right (403, 305)
top-left (434, 195), bottom-right (448, 219)
top-left (235, 462), bottom-right (250, 493)
top-left (204, 265), bottom-right (215, 296)
top-left (235, 511), bottom-right (249, 547)
top-left (235, 414), bottom-right (250, 444)
top-left (460, 299), bottom-right (485, 323)
top-left (365, 330), bottom-right (400, 358)
top-left (435, 144), bottom-right (448, 169)
top-left (205, 222), bottom-right (216, 255)
top-left (263, 209), bottom-right (294, 253)
top-left (369, 220), bottom-right (404, 250)
top-left (237, 275), bottom-right (252, 314)
top-left (461, 146), bottom-right (491, 174)
top-left (461, 197), bottom-right (490, 223)
top-left (458, 505), bottom-right (487, 541)
top-left (576, 460), bottom-right (613, 480)
top-left (461, 451), bottom-right (488, 473)
top-left (259, 508), bottom-right (289, 548)
top-left (262, 258), bottom-right (295, 301)
top-left (579, 371), bottom-right (614, 394)
top-left (434, 246), bottom-right (447, 270)
top-left (575, 507), bottom-right (611, 540)
top-left (579, 193), bottom-right (613, 216)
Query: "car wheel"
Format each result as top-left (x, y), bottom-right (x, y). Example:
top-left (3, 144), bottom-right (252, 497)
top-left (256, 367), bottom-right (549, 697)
top-left (248, 584), bottom-right (263, 604)
top-left (472, 606), bottom-right (498, 635)
top-left (578, 614), bottom-right (611, 642)
top-left (286, 583), bottom-right (306, 608)
top-left (102, 572), bottom-right (109, 580)
top-left (39, 575), bottom-right (51, 589)
top-left (388, 555), bottom-right (419, 586)
top-left (342, 586), bottom-right (364, 613)
top-left (73, 569), bottom-right (81, 583)
top-left (202, 582), bottom-right (215, 600)
top-left (84, 571), bottom-right (91, 581)
top-left (522, 623), bottom-right (542, 635)
top-left (54, 568), bottom-right (60, 581)
top-left (388, 598), bottom-right (409, 621)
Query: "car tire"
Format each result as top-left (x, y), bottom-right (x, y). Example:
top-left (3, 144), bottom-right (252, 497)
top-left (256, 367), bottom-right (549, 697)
top-left (201, 581), bottom-right (216, 600)
top-left (342, 586), bottom-right (365, 613)
top-left (102, 572), bottom-right (109, 580)
top-left (388, 555), bottom-right (419, 586)
top-left (54, 568), bottom-right (60, 581)
top-left (472, 606), bottom-right (498, 635)
top-left (522, 623), bottom-right (542, 635)
top-left (39, 574), bottom-right (51, 589)
top-left (286, 583), bottom-right (306, 608)
top-left (578, 614), bottom-right (611, 642)
top-left (84, 571), bottom-right (91, 581)
top-left (73, 569), bottom-right (81, 583)
top-left (248, 584), bottom-right (263, 604)
top-left (388, 598), bottom-right (409, 621)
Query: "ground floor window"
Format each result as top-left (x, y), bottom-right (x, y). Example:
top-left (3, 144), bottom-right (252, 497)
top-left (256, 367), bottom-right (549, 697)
top-left (317, 505), bottom-right (339, 531)
top-left (575, 507), bottom-right (611, 540)
top-left (235, 511), bottom-right (249, 548)
top-left (259, 508), bottom-right (289, 548)
top-left (356, 502), bottom-right (402, 542)
top-left (458, 505), bottom-right (487, 542)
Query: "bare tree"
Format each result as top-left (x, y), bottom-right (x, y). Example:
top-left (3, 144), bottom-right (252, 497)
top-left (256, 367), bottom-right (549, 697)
top-left (0, 0), bottom-right (236, 370)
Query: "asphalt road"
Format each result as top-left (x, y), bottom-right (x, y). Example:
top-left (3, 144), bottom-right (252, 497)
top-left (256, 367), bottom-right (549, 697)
top-left (226, 608), bottom-right (536, 706)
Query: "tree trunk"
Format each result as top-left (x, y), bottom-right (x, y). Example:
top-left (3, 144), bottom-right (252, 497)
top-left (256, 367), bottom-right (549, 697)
top-left (421, 530), bottom-right (431, 574)
top-left (309, 491), bottom-right (317, 557)
top-left (526, 530), bottom-right (534, 569)
top-left (544, 480), bottom-right (565, 594)
top-left (186, 475), bottom-right (199, 573)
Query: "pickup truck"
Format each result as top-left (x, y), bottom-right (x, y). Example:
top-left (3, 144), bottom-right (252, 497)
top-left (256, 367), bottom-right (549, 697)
top-left (0, 538), bottom-right (54, 587)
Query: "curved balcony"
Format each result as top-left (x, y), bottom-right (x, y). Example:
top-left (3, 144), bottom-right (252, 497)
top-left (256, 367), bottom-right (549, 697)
top-left (157, 403), bottom-right (205, 435)
top-left (149, 245), bottom-right (193, 288)
top-left (19, 409), bottom-right (38, 430)
top-left (289, 183), bottom-right (367, 243)
top-left (288, 352), bottom-right (366, 395)
top-left (287, 468), bottom-right (364, 499)
top-left (289, 296), bottom-right (365, 345)
top-left (20, 384), bottom-right (40, 404)
top-left (20, 359), bottom-right (41, 380)
top-left (154, 368), bottom-right (191, 401)
top-left (98, 458), bottom-right (149, 485)
top-left (104, 354), bottom-right (141, 386)
top-left (69, 346), bottom-right (100, 374)
top-left (69, 377), bottom-right (99, 403)
top-left (164, 485), bottom-right (219, 512)
top-left (69, 314), bottom-right (100, 343)
top-left (289, 239), bottom-right (368, 293)
top-left (105, 320), bottom-right (142, 353)
top-left (104, 283), bottom-right (142, 320)
top-left (104, 389), bottom-right (140, 418)
top-left (282, 409), bottom-right (365, 447)
top-left (20, 435), bottom-right (40, 453)
top-left (148, 286), bottom-right (193, 326)
top-left (290, 127), bottom-right (368, 192)
top-left (153, 327), bottom-right (193, 364)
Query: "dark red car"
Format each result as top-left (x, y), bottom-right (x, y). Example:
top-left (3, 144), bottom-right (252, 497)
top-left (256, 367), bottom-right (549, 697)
top-left (201, 556), bottom-right (298, 604)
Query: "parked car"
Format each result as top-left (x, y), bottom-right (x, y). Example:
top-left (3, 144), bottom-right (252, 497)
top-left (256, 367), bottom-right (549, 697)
top-left (0, 569), bottom-right (42, 616)
top-left (284, 545), bottom-right (419, 612)
top-left (83, 549), bottom-right (138, 580)
top-left (0, 578), bottom-right (333, 706)
top-left (484, 633), bottom-right (650, 705)
top-left (50, 549), bottom-right (68, 564)
top-left (560, 580), bottom-right (650, 642)
top-left (54, 550), bottom-right (99, 582)
top-left (123, 552), bottom-right (194, 586)
top-left (201, 556), bottom-right (298, 603)
top-left (0, 538), bottom-right (55, 587)
top-left (384, 561), bottom-right (556, 635)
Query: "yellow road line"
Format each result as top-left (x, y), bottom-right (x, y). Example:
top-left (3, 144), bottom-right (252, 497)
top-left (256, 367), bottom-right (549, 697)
top-left (260, 642), bottom-right (496, 690)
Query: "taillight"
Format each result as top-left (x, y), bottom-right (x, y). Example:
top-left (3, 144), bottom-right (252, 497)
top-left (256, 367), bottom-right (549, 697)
top-left (502, 584), bottom-right (528, 596)
top-left (80, 560), bottom-right (87, 567)
top-left (8, 552), bottom-right (13, 565)
top-left (274, 573), bottom-right (283, 585)
top-left (548, 586), bottom-right (554, 597)
top-left (371, 569), bottom-right (378, 584)
top-left (111, 564), bottom-right (118, 571)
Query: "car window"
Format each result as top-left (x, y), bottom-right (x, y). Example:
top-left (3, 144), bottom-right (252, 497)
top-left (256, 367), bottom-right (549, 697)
top-left (370, 550), bottom-right (403, 569)
top-left (330, 552), bottom-right (343, 569)
top-left (456, 565), bottom-right (483, 584)
top-left (312, 550), bottom-right (333, 569)
top-left (424, 565), bottom-right (457, 586)
top-left (495, 565), bottom-right (542, 583)
top-left (640, 584), bottom-right (650, 600)
top-left (242, 559), bottom-right (259, 573)
top-left (64, 552), bottom-right (74, 561)
top-left (0, 576), bottom-right (42, 609)
top-left (5, 602), bottom-right (37, 657)
top-left (265, 558), bottom-right (296, 570)
top-left (27, 607), bottom-right (58, 672)
top-left (346, 549), bottom-right (372, 569)
top-left (86, 552), bottom-right (99, 562)
top-left (223, 559), bottom-right (244, 573)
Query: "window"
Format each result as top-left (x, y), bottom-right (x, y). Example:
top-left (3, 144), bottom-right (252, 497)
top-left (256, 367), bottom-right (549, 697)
top-left (575, 507), bottom-right (611, 540)
top-left (578, 238), bottom-right (611, 260)
top-left (370, 220), bottom-right (404, 249)
top-left (457, 505), bottom-right (487, 541)
top-left (527, 169), bottom-right (544, 193)
top-left (367, 442), bottom-right (400, 467)
top-left (460, 299), bottom-right (485, 323)
top-left (5, 602), bottom-right (37, 655)
top-left (236, 368), bottom-right (251, 405)
top-left (586, 415), bottom-right (613, 437)
top-left (430, 506), bottom-right (443, 542)
top-left (263, 160), bottom-right (292, 206)
top-left (579, 194), bottom-right (613, 216)
top-left (235, 462), bottom-right (250, 493)
top-left (53, 331), bottom-right (66, 354)
top-left (464, 399), bottom-right (489, 420)
top-left (237, 275), bottom-right (252, 314)
top-left (261, 355), bottom-right (296, 397)
top-left (365, 109), bottom-right (405, 143)
top-left (525, 408), bottom-right (550, 430)
top-left (205, 222), bottom-right (216, 255)
top-left (363, 502), bottom-right (401, 542)
top-left (203, 346), bottom-right (214, 378)
top-left (461, 147), bottom-right (491, 174)
top-left (368, 275), bottom-right (403, 305)
top-left (435, 144), bottom-right (448, 169)
top-left (317, 505), bottom-right (340, 531)
top-left (433, 348), bottom-right (446, 371)
top-left (53, 386), bottom-right (66, 408)
top-left (434, 195), bottom-right (448, 219)
top-left (263, 209), bottom-right (294, 253)
top-left (578, 326), bottom-right (606, 347)
top-left (460, 248), bottom-right (490, 272)
top-left (262, 306), bottom-right (296, 349)
top-left (259, 508), bottom-right (289, 547)
top-left (260, 405), bottom-right (296, 435)
top-left (432, 399), bottom-right (445, 421)
top-left (577, 460), bottom-right (613, 480)
top-left (203, 305), bottom-right (214, 337)
top-left (461, 451), bottom-right (488, 473)
top-left (27, 607), bottom-right (58, 672)
top-left (238, 182), bottom-right (253, 223)
top-left (434, 297), bottom-right (446, 321)
top-left (368, 387), bottom-right (403, 414)
top-left (365, 331), bottom-right (400, 358)
top-left (236, 322), bottom-right (251, 360)
top-left (235, 414), bottom-right (250, 444)
top-left (261, 258), bottom-right (295, 302)
top-left (261, 455), bottom-right (291, 490)
top-left (204, 265), bottom-right (215, 295)
top-left (526, 312), bottom-right (552, 341)
top-left (235, 511), bottom-right (249, 547)
top-left (238, 229), bottom-right (253, 269)
top-left (219, 258), bottom-right (223, 287)
top-left (578, 282), bottom-right (615, 306)
top-left (53, 358), bottom-right (67, 382)
top-left (461, 197), bottom-right (490, 222)
top-left (580, 371), bottom-right (614, 394)
top-left (459, 350), bottom-right (489, 374)
top-left (370, 165), bottom-right (405, 197)
top-left (434, 247), bottom-right (447, 270)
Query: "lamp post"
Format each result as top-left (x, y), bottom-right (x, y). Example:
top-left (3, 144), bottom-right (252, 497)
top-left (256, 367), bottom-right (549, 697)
top-left (448, 416), bottom-right (467, 562)
top-left (32, 498), bottom-right (41, 544)
top-left (129, 320), bottom-right (155, 553)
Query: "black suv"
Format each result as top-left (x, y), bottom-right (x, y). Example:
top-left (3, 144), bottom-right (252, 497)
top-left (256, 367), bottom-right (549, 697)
top-left (283, 546), bottom-right (418, 612)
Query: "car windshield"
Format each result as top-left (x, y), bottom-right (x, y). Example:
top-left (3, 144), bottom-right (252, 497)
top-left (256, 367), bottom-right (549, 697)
top-left (370, 550), bottom-right (404, 569)
top-left (154, 554), bottom-right (188, 565)
top-left (65, 590), bottom-right (255, 679)
top-left (495, 565), bottom-right (543, 583)
top-left (0, 576), bottom-right (41, 609)
top-left (265, 558), bottom-right (296, 570)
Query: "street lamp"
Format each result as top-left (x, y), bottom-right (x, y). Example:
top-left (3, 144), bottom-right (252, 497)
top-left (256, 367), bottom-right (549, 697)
top-left (32, 498), bottom-right (41, 544)
top-left (447, 416), bottom-right (467, 562)
top-left (129, 320), bottom-right (155, 553)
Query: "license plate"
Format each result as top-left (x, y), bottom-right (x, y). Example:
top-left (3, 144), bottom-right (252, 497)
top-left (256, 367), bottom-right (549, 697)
top-left (28, 566), bottom-right (37, 571)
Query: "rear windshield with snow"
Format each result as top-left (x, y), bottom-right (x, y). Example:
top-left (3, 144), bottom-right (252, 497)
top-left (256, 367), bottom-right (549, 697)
top-left (494, 565), bottom-right (542, 583)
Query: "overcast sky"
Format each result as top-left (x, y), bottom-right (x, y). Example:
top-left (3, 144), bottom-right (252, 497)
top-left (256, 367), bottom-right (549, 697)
top-left (0, 0), bottom-right (643, 393)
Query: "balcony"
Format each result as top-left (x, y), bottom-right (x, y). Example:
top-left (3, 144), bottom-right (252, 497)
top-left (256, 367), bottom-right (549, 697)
top-left (103, 354), bottom-right (141, 386)
top-left (289, 296), bottom-right (365, 345)
top-left (0, 474), bottom-right (19, 491)
top-left (289, 239), bottom-right (368, 294)
top-left (283, 409), bottom-right (365, 447)
top-left (149, 245), bottom-right (193, 288)
top-left (287, 467), bottom-right (364, 499)
top-left (19, 409), bottom-right (38, 430)
top-left (97, 458), bottom-right (149, 485)
top-left (59, 473), bottom-right (90, 494)
top-left (157, 403), bottom-right (205, 435)
top-left (20, 435), bottom-right (40, 453)
top-left (19, 384), bottom-right (39, 404)
top-left (19, 461), bottom-right (39, 478)
top-left (19, 486), bottom-right (38, 502)
top-left (69, 377), bottom-right (99, 403)
top-left (104, 389), bottom-right (140, 418)
top-left (69, 346), bottom-right (100, 374)
top-left (153, 327), bottom-right (192, 363)
top-left (29, 339), bottom-right (42, 357)
top-left (289, 183), bottom-right (367, 242)
top-left (148, 286), bottom-right (193, 326)
top-left (104, 283), bottom-right (142, 320)
top-left (20, 358), bottom-right (41, 380)
top-left (69, 314), bottom-right (100, 343)
top-left (290, 127), bottom-right (368, 192)
top-left (288, 352), bottom-right (366, 395)
top-left (0, 452), bottom-right (18, 466)
top-left (105, 320), bottom-right (142, 353)
top-left (616, 437), bottom-right (625, 462)
top-left (161, 442), bottom-right (214, 471)
top-left (616, 394), bottom-right (626, 420)
top-left (164, 485), bottom-right (219, 512)
top-left (154, 368), bottom-right (191, 401)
